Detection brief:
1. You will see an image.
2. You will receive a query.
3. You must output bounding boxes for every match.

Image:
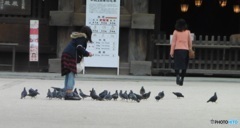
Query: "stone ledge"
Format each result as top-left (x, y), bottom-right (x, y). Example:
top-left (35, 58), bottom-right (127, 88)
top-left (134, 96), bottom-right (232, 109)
top-left (130, 61), bottom-right (152, 76)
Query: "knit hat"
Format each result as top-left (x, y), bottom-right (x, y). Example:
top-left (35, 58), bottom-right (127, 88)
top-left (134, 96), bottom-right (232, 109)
top-left (80, 26), bottom-right (92, 43)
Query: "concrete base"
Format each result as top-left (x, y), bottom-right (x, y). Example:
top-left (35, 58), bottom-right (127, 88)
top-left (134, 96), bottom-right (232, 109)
top-left (130, 61), bottom-right (152, 76)
top-left (48, 58), bottom-right (61, 73)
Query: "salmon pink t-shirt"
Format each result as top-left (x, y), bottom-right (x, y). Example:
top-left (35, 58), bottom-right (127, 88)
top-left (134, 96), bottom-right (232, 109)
top-left (170, 30), bottom-right (192, 55)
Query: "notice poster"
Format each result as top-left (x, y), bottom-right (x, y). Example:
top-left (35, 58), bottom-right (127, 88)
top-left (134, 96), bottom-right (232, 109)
top-left (85, 0), bottom-right (120, 69)
top-left (29, 20), bottom-right (39, 62)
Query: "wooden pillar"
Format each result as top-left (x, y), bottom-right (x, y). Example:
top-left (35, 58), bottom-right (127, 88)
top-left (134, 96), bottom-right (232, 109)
top-left (56, 0), bottom-right (74, 57)
top-left (128, 0), bottom-right (149, 61)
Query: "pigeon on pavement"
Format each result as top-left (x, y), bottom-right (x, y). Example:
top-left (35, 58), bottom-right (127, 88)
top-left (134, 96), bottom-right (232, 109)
top-left (155, 91), bottom-right (165, 101)
top-left (129, 90), bottom-right (140, 103)
top-left (28, 88), bottom-right (40, 98)
top-left (99, 90), bottom-right (108, 99)
top-left (46, 89), bottom-right (53, 99)
top-left (79, 89), bottom-right (90, 99)
top-left (172, 92), bottom-right (184, 98)
top-left (142, 91), bottom-right (151, 99)
top-left (207, 92), bottom-right (217, 103)
top-left (112, 90), bottom-right (118, 100)
top-left (140, 86), bottom-right (145, 95)
top-left (21, 87), bottom-right (27, 99)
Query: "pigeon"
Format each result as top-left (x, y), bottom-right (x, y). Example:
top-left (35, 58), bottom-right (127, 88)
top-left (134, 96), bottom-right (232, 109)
top-left (104, 92), bottom-right (112, 100)
top-left (56, 90), bottom-right (65, 99)
top-left (74, 88), bottom-right (78, 95)
top-left (46, 89), bottom-right (53, 99)
top-left (173, 92), bottom-right (184, 98)
top-left (140, 86), bottom-right (145, 95)
top-left (119, 90), bottom-right (128, 100)
top-left (158, 91), bottom-right (165, 99)
top-left (112, 90), bottom-right (118, 100)
top-left (90, 88), bottom-right (103, 101)
top-left (134, 93), bottom-right (143, 101)
top-left (21, 87), bottom-right (27, 99)
top-left (142, 91), bottom-right (151, 99)
top-left (28, 88), bottom-right (40, 98)
top-left (79, 89), bottom-right (90, 99)
top-left (207, 92), bottom-right (217, 103)
top-left (99, 90), bottom-right (108, 99)
top-left (155, 95), bottom-right (161, 101)
top-left (52, 89), bottom-right (58, 98)
top-left (128, 90), bottom-right (140, 103)
top-left (119, 90), bottom-right (124, 100)
top-left (122, 90), bottom-right (129, 100)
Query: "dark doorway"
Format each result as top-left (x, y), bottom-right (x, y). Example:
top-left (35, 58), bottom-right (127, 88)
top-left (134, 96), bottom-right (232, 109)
top-left (151, 0), bottom-right (240, 39)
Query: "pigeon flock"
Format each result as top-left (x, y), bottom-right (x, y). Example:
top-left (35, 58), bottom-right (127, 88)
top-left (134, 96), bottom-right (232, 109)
top-left (20, 86), bottom-right (218, 103)
top-left (21, 87), bottom-right (40, 99)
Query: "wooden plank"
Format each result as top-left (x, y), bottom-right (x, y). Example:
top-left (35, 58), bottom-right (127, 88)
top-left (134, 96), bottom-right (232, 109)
top-left (234, 50), bottom-right (239, 70)
top-left (120, 14), bottom-right (131, 27)
top-left (131, 13), bottom-right (155, 29)
top-left (156, 45), bottom-right (160, 68)
top-left (38, 0), bottom-right (42, 18)
top-left (58, 0), bottom-right (74, 11)
top-left (51, 12), bottom-right (131, 27)
top-left (72, 13), bottom-right (85, 26)
top-left (49, 11), bottom-right (73, 26)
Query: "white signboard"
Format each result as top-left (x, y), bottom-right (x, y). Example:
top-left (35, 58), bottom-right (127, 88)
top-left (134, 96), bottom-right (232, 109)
top-left (29, 20), bottom-right (39, 62)
top-left (85, 0), bottom-right (120, 74)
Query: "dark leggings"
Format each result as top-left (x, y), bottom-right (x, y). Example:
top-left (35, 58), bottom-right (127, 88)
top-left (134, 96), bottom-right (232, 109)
top-left (175, 69), bottom-right (186, 80)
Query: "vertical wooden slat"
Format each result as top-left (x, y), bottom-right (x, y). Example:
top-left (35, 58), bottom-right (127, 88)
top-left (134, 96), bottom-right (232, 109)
top-left (234, 49), bottom-right (238, 70)
top-left (31, 0), bottom-right (36, 17)
top-left (198, 49), bottom-right (202, 69)
top-left (156, 45), bottom-right (159, 69)
top-left (204, 49), bottom-right (208, 69)
top-left (162, 46), bottom-right (166, 68)
top-left (210, 49), bottom-right (213, 70)
top-left (222, 49), bottom-right (226, 70)
top-left (216, 50), bottom-right (220, 70)
top-left (228, 49), bottom-right (232, 70)
top-left (38, 0), bottom-right (42, 18)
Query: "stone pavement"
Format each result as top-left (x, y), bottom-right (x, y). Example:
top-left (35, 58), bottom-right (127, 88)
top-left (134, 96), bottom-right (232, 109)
top-left (0, 72), bottom-right (239, 128)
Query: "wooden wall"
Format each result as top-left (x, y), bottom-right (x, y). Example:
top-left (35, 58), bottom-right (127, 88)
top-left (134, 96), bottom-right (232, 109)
top-left (0, 0), bottom-right (58, 71)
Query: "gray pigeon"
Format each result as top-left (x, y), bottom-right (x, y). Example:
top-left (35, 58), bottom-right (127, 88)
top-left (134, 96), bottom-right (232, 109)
top-left (21, 87), bottom-right (27, 99)
top-left (104, 92), bottom-right (112, 100)
top-left (142, 91), bottom-right (151, 99)
top-left (99, 90), bottom-right (108, 99)
top-left (128, 90), bottom-right (140, 103)
top-left (207, 92), bottom-right (217, 103)
top-left (173, 92), bottom-right (184, 98)
top-left (74, 88), bottom-right (79, 95)
top-left (46, 89), bottom-right (53, 99)
top-left (52, 89), bottom-right (57, 98)
top-left (79, 89), bottom-right (90, 99)
top-left (112, 90), bottom-right (118, 100)
top-left (28, 88), bottom-right (40, 98)
top-left (90, 88), bottom-right (103, 101)
top-left (155, 91), bottom-right (165, 101)
top-left (140, 86), bottom-right (145, 95)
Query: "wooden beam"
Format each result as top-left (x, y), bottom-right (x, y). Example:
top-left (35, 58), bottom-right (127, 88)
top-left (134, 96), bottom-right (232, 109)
top-left (72, 13), bottom-right (85, 26)
top-left (50, 12), bottom-right (131, 27)
top-left (49, 11), bottom-right (73, 26)
top-left (131, 13), bottom-right (155, 29)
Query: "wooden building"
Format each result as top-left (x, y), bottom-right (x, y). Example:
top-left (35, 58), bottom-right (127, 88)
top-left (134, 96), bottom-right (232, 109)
top-left (1, 0), bottom-right (240, 76)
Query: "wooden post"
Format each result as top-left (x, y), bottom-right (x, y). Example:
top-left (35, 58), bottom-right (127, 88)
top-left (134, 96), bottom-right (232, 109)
top-left (128, 0), bottom-right (149, 61)
top-left (56, 0), bottom-right (75, 57)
